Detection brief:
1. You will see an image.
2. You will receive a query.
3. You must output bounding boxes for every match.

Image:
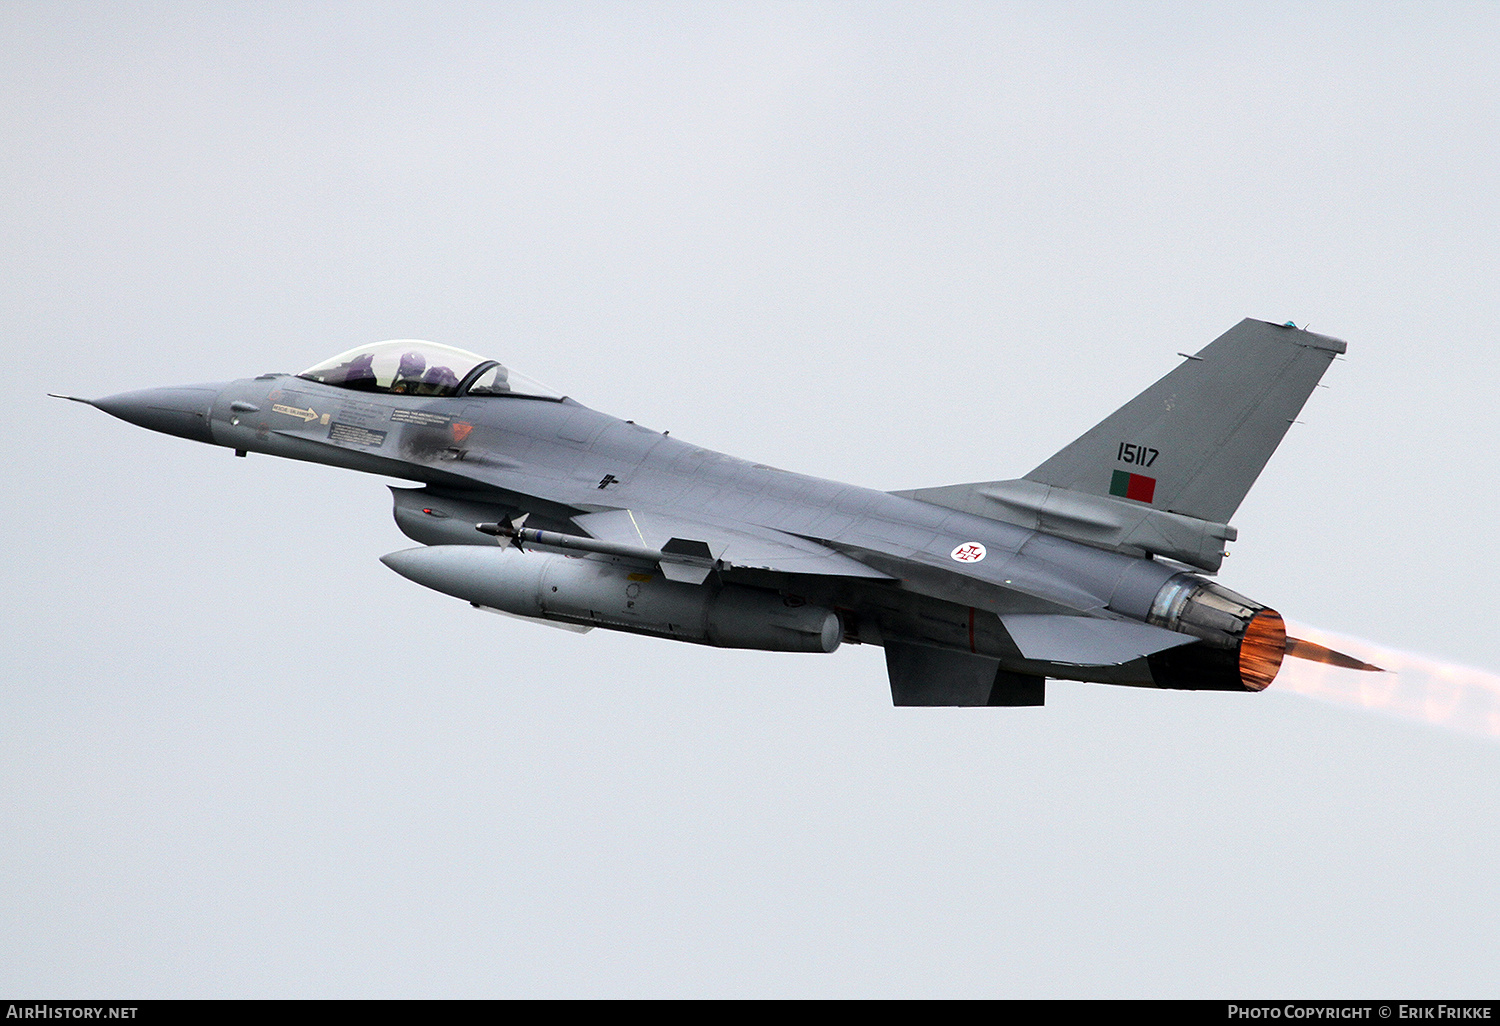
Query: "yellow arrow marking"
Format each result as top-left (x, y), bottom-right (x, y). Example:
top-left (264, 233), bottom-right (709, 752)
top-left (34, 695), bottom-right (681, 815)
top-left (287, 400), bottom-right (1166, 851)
top-left (271, 403), bottom-right (319, 423)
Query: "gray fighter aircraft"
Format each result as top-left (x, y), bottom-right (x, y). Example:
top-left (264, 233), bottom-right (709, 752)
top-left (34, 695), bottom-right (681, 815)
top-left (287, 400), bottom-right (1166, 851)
top-left (59, 318), bottom-right (1378, 705)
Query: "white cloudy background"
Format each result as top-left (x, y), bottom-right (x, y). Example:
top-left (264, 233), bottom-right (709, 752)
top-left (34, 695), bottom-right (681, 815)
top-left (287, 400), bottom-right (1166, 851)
top-left (4, 1), bottom-right (1498, 997)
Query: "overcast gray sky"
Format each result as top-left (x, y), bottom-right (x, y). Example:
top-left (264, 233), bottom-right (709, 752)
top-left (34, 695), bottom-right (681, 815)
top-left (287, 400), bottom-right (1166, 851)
top-left (4, 1), bottom-right (1499, 997)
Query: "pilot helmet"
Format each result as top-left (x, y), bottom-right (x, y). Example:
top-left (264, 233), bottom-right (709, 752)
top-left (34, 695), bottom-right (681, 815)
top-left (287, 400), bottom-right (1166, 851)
top-left (345, 353), bottom-right (376, 383)
top-left (398, 351), bottom-right (427, 379)
top-left (423, 365), bottom-right (459, 390)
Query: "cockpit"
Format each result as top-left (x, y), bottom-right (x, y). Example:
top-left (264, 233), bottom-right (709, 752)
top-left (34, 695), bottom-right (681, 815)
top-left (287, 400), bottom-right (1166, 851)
top-left (297, 340), bottom-right (562, 400)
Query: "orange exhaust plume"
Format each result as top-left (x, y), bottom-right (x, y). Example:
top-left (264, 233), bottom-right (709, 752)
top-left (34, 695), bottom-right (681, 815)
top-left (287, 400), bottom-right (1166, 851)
top-left (1278, 621), bottom-right (1500, 741)
top-left (1285, 637), bottom-right (1384, 672)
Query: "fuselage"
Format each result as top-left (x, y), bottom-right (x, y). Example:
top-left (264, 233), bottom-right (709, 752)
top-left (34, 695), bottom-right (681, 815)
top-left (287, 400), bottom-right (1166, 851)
top-left (84, 323), bottom-right (1375, 700)
top-left (119, 370), bottom-right (1203, 687)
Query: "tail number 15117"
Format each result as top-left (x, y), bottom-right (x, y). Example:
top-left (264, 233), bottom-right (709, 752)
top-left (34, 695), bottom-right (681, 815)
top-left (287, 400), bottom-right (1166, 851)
top-left (1117, 442), bottom-right (1159, 467)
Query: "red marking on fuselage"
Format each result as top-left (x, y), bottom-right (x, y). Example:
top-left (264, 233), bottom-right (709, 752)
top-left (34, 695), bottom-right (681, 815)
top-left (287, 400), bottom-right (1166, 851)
top-left (1126, 473), bottom-right (1156, 503)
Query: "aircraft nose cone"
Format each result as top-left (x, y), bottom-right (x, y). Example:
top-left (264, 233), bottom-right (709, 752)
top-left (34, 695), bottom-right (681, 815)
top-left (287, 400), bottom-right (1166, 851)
top-left (92, 384), bottom-right (226, 444)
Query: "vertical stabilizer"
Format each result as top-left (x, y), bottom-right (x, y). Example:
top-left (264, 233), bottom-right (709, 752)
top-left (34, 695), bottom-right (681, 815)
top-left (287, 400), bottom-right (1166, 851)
top-left (1024, 319), bottom-right (1344, 524)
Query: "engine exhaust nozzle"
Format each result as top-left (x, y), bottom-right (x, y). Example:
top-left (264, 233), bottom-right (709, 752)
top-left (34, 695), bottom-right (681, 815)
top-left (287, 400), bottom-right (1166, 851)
top-left (1145, 576), bottom-right (1287, 691)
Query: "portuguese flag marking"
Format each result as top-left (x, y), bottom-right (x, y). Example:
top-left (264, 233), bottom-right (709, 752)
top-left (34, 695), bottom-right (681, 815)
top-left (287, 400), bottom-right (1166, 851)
top-left (1110, 470), bottom-right (1156, 504)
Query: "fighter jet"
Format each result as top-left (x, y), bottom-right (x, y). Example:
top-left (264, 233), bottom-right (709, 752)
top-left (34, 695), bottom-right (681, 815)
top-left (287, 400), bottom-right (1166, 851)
top-left (58, 318), bottom-right (1378, 705)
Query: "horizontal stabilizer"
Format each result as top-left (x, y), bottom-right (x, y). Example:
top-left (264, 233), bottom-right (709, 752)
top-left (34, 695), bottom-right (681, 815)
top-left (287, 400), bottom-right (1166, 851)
top-left (885, 641), bottom-right (1044, 706)
top-left (1000, 614), bottom-right (1196, 666)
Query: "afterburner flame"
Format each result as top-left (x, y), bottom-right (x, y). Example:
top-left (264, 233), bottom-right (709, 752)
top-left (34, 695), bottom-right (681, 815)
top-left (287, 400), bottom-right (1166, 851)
top-left (1279, 621), bottom-right (1500, 740)
top-left (1239, 608), bottom-right (1287, 691)
top-left (1284, 636), bottom-right (1383, 672)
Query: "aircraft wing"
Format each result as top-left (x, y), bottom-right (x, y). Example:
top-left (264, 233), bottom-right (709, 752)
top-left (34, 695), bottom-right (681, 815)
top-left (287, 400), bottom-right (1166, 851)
top-left (575, 508), bottom-right (1191, 664)
top-left (572, 508), bottom-right (894, 581)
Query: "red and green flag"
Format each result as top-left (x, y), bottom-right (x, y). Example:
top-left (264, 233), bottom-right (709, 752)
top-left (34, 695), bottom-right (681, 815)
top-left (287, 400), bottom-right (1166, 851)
top-left (1110, 470), bottom-right (1156, 503)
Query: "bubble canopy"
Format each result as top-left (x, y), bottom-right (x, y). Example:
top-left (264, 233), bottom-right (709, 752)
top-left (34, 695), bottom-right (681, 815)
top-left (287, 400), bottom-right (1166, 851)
top-left (297, 340), bottom-right (562, 400)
